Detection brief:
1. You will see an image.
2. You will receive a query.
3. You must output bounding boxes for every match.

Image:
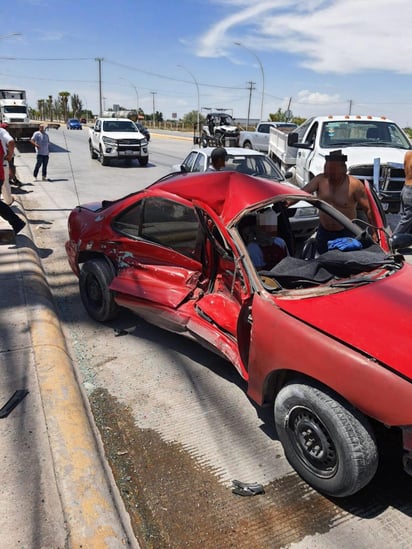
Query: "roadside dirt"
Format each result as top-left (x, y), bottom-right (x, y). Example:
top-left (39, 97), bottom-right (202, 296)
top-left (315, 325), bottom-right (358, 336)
top-left (89, 388), bottom-right (345, 549)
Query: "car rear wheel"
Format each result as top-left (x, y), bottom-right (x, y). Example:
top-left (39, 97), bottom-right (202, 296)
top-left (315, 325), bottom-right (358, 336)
top-left (79, 258), bottom-right (119, 322)
top-left (243, 141), bottom-right (253, 149)
top-left (274, 381), bottom-right (378, 497)
top-left (89, 141), bottom-right (98, 159)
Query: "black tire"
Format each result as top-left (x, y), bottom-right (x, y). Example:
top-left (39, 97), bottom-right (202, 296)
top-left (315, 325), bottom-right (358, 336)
top-left (89, 141), bottom-right (98, 159)
top-left (99, 147), bottom-right (110, 166)
top-left (139, 156), bottom-right (149, 167)
top-left (243, 141), bottom-right (253, 149)
top-left (274, 381), bottom-right (378, 497)
top-left (79, 258), bottom-right (119, 322)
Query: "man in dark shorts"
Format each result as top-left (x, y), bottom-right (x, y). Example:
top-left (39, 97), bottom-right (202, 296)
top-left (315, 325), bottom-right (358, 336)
top-left (302, 150), bottom-right (375, 253)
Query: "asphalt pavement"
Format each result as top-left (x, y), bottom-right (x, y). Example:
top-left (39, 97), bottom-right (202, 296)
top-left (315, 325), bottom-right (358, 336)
top-left (0, 168), bottom-right (139, 547)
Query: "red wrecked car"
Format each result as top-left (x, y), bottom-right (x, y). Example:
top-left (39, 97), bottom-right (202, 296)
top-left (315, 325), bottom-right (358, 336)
top-left (66, 170), bottom-right (412, 497)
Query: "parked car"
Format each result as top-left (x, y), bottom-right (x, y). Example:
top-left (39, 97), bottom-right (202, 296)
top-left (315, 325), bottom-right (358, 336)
top-left (88, 117), bottom-right (149, 166)
top-left (66, 118), bottom-right (82, 130)
top-left (135, 122), bottom-right (150, 142)
top-left (173, 147), bottom-right (318, 239)
top-left (80, 118), bottom-right (87, 124)
top-left (66, 169), bottom-right (412, 498)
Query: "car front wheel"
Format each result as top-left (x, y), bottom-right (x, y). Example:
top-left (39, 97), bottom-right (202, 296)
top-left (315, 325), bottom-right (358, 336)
top-left (79, 258), bottom-right (119, 322)
top-left (89, 141), bottom-right (98, 159)
top-left (274, 381), bottom-right (378, 497)
top-left (99, 147), bottom-right (110, 166)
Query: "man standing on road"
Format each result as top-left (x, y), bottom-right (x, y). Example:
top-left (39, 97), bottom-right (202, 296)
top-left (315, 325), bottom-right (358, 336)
top-left (208, 147), bottom-right (227, 171)
top-left (30, 124), bottom-right (50, 181)
top-left (392, 150), bottom-right (412, 235)
top-left (302, 150), bottom-right (375, 253)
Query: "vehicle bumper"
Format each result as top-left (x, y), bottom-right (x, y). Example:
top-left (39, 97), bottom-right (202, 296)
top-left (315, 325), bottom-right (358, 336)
top-left (102, 146), bottom-right (149, 159)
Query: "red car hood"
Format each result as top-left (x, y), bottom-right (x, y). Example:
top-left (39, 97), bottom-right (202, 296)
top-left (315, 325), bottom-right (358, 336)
top-left (276, 266), bottom-right (412, 380)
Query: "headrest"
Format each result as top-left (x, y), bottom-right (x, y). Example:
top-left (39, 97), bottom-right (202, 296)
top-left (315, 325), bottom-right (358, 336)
top-left (257, 210), bottom-right (278, 226)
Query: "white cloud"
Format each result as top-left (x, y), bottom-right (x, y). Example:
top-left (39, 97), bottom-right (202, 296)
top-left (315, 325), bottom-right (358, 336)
top-left (197, 0), bottom-right (412, 74)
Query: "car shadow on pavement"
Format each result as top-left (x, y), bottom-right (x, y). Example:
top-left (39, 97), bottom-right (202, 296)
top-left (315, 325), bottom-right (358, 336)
top-left (106, 310), bottom-right (247, 387)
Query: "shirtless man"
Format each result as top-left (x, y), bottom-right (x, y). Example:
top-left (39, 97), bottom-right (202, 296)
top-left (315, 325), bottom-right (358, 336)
top-left (302, 150), bottom-right (375, 253)
top-left (392, 150), bottom-right (412, 235)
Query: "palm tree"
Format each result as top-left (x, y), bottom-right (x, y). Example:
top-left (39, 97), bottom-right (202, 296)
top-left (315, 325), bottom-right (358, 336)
top-left (37, 99), bottom-right (45, 120)
top-left (48, 95), bottom-right (53, 121)
top-left (58, 91), bottom-right (70, 121)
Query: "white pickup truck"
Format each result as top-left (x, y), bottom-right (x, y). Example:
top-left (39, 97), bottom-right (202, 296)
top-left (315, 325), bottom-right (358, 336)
top-left (268, 115), bottom-right (411, 213)
top-left (238, 121), bottom-right (297, 152)
top-left (89, 117), bottom-right (149, 166)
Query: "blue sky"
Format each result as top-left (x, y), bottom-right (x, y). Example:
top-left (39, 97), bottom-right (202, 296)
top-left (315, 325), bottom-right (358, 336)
top-left (3, 0), bottom-right (412, 126)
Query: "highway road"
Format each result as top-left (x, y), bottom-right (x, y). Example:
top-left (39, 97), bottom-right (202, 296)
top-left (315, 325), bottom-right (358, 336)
top-left (14, 127), bottom-right (412, 549)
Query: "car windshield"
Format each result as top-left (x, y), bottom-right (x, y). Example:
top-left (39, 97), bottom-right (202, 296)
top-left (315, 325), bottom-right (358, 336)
top-left (103, 121), bottom-right (138, 132)
top-left (226, 154), bottom-right (284, 180)
top-left (320, 120), bottom-right (411, 149)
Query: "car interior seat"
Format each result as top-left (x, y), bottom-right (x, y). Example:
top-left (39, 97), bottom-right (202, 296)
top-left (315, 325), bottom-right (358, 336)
top-left (366, 127), bottom-right (380, 139)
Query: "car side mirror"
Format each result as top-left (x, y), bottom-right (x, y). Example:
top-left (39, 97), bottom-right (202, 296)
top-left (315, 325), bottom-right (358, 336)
top-left (287, 132), bottom-right (298, 146)
top-left (284, 171), bottom-right (293, 179)
top-left (391, 233), bottom-right (412, 252)
top-left (287, 132), bottom-right (312, 150)
top-left (180, 165), bottom-right (188, 173)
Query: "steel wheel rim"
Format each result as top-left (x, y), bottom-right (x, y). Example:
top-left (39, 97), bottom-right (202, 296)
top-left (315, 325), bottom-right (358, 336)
top-left (286, 406), bottom-right (338, 479)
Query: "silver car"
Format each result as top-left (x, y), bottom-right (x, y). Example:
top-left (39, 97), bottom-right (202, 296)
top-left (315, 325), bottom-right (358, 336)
top-left (173, 147), bottom-right (318, 240)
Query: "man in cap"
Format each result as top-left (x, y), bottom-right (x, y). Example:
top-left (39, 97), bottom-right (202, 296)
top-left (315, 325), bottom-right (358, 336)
top-left (208, 147), bottom-right (227, 171)
top-left (302, 150), bottom-right (375, 253)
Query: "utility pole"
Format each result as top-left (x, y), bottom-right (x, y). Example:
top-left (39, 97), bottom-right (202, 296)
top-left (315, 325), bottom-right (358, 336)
top-left (348, 99), bottom-right (353, 115)
top-left (285, 97), bottom-right (293, 121)
top-left (151, 91), bottom-right (157, 128)
top-left (95, 57), bottom-right (104, 116)
top-left (246, 81), bottom-right (255, 129)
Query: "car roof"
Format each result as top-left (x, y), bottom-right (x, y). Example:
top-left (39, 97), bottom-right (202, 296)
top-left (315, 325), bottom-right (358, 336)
top-left (149, 171), bottom-right (306, 225)
top-left (193, 147), bottom-right (266, 158)
top-left (99, 117), bottom-right (135, 122)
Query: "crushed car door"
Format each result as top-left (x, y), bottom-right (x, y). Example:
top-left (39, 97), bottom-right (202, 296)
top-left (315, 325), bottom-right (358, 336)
top-left (109, 196), bottom-right (205, 312)
top-left (184, 208), bottom-right (253, 379)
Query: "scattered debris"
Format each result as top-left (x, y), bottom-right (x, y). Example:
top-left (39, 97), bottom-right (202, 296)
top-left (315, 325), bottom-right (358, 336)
top-left (231, 479), bottom-right (265, 497)
top-left (114, 328), bottom-right (129, 337)
top-left (0, 389), bottom-right (29, 418)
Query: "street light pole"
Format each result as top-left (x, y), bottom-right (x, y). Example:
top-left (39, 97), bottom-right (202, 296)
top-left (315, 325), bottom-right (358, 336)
top-left (121, 77), bottom-right (139, 114)
top-left (177, 64), bottom-right (200, 142)
top-left (95, 57), bottom-right (104, 116)
top-left (234, 41), bottom-right (265, 121)
top-left (151, 91), bottom-right (157, 128)
top-left (0, 33), bottom-right (22, 40)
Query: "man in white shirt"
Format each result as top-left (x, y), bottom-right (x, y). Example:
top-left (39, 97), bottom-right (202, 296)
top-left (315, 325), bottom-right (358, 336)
top-left (30, 124), bottom-right (50, 181)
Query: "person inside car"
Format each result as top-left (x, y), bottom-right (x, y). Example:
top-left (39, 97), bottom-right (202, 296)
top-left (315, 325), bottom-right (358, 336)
top-left (241, 209), bottom-right (288, 270)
